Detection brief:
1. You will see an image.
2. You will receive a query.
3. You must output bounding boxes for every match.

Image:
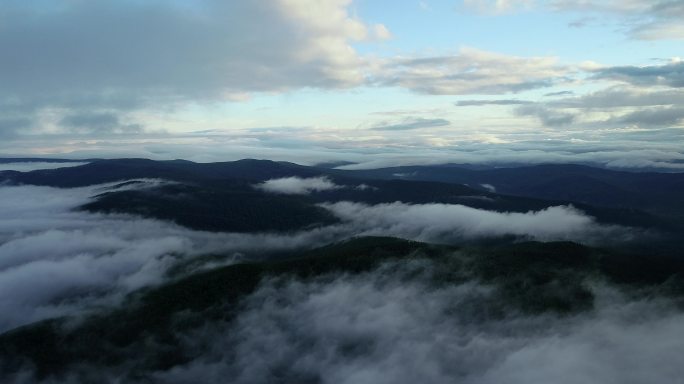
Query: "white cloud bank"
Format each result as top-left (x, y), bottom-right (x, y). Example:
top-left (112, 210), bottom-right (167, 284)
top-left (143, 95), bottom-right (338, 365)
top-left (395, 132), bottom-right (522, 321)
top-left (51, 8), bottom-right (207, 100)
top-left (0, 181), bottom-right (337, 332)
top-left (480, 183), bottom-right (496, 192)
top-left (0, 182), bottom-right (207, 331)
top-left (0, 181), bottom-right (633, 332)
top-left (256, 176), bottom-right (341, 195)
top-left (323, 201), bottom-right (630, 244)
top-left (153, 267), bottom-right (684, 384)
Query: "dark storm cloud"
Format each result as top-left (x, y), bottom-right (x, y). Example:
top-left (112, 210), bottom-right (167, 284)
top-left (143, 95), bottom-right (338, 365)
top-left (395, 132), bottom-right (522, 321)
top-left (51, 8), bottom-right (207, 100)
top-left (370, 117), bottom-right (451, 131)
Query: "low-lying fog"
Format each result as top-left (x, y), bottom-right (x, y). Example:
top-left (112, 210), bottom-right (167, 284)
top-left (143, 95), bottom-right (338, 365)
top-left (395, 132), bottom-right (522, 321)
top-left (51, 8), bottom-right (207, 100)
top-left (2, 179), bottom-right (676, 383)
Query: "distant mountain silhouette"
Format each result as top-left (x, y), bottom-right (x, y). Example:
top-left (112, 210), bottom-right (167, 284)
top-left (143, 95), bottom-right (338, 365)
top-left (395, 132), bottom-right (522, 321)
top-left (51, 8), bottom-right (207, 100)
top-left (2, 158), bottom-right (682, 235)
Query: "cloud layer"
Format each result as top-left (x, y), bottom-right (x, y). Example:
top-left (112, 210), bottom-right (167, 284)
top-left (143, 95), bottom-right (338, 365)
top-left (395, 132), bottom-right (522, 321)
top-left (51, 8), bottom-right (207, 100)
top-left (0, 179), bottom-right (635, 331)
top-left (551, 0), bottom-right (684, 40)
top-left (0, 0), bottom-right (369, 100)
top-left (323, 201), bottom-right (629, 244)
top-left (0, 162), bottom-right (89, 172)
top-left (0, 181), bottom-right (334, 331)
top-left (0, 0), bottom-right (379, 137)
top-left (0, 1), bottom-right (680, 172)
top-left (152, 262), bottom-right (684, 384)
top-left (256, 176), bottom-right (342, 195)
top-left (466, 0), bottom-right (684, 40)
top-left (372, 47), bottom-right (568, 95)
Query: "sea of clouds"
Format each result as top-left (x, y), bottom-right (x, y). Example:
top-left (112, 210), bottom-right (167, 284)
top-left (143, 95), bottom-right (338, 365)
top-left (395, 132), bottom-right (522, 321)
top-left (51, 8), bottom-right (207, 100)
top-left (0, 175), bottom-right (678, 383)
top-left (152, 266), bottom-right (684, 384)
top-left (14, 257), bottom-right (682, 384)
top-left (0, 177), bottom-right (636, 332)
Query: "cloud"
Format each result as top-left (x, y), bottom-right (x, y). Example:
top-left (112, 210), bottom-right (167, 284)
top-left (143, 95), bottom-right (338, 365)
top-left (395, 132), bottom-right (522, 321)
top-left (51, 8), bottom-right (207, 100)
top-left (0, 178), bottom-right (639, 332)
top-left (59, 112), bottom-right (142, 134)
top-left (552, 87), bottom-right (684, 108)
top-left (0, 162), bottom-right (89, 172)
top-left (550, 0), bottom-right (649, 13)
top-left (0, 183), bottom-right (178, 330)
top-left (256, 176), bottom-right (341, 195)
top-left (3, 129), bottom-right (682, 172)
top-left (544, 90), bottom-right (574, 97)
top-left (8, 243), bottom-right (683, 383)
top-left (0, 180), bottom-right (667, 383)
top-left (370, 117), bottom-right (450, 131)
top-left (462, 0), bottom-right (535, 15)
top-left (0, 117), bottom-right (33, 139)
top-left (373, 23), bottom-right (392, 40)
top-left (0, 181), bottom-right (344, 331)
top-left (463, 0), bottom-right (684, 40)
top-left (0, 0), bottom-right (369, 99)
top-left (608, 106), bottom-right (684, 127)
top-left (509, 86), bottom-right (684, 128)
top-left (456, 99), bottom-right (532, 106)
top-left (515, 104), bottom-right (576, 127)
top-left (551, 0), bottom-right (684, 40)
top-left (0, 0), bottom-right (373, 136)
top-left (0, 181), bottom-right (246, 331)
top-left (150, 263), bottom-right (684, 384)
top-left (593, 62), bottom-right (684, 88)
top-left (322, 202), bottom-right (630, 244)
top-left (371, 47), bottom-right (569, 95)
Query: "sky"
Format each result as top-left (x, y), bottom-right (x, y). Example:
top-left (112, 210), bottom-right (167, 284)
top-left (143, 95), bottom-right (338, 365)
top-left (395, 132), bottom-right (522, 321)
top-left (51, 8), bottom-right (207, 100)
top-left (0, 0), bottom-right (683, 168)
